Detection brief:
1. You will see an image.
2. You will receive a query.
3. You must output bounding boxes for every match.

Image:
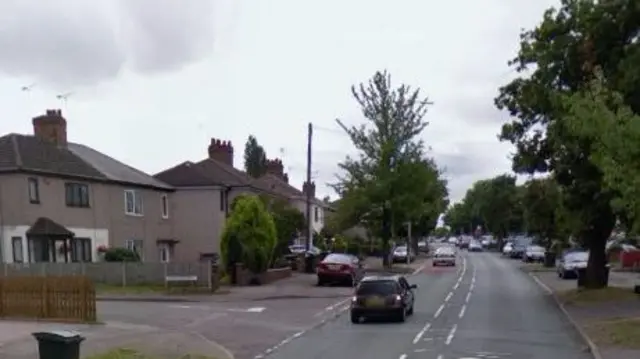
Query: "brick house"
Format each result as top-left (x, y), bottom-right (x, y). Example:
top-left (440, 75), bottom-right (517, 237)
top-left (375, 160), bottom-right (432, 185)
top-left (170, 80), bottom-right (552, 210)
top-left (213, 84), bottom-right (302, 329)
top-left (154, 138), bottom-right (330, 261)
top-left (0, 110), bottom-right (176, 263)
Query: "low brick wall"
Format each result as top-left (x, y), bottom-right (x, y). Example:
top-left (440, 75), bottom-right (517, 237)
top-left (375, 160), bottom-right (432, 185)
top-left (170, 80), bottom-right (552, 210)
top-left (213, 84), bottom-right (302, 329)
top-left (235, 264), bottom-right (292, 286)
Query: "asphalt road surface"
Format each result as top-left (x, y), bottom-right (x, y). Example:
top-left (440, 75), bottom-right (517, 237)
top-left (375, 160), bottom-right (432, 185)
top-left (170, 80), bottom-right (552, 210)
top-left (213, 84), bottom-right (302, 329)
top-left (264, 251), bottom-right (592, 359)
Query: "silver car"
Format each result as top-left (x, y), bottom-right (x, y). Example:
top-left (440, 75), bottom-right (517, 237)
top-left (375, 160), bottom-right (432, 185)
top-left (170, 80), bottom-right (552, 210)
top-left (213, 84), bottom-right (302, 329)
top-left (523, 245), bottom-right (545, 262)
top-left (557, 251), bottom-right (588, 279)
top-left (392, 246), bottom-right (415, 263)
top-left (433, 247), bottom-right (456, 266)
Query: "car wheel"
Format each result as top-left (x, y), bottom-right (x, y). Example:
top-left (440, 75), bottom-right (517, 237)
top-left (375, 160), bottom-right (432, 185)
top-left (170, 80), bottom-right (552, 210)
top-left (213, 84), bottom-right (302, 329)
top-left (397, 308), bottom-right (406, 322)
top-left (347, 276), bottom-right (355, 287)
top-left (317, 276), bottom-right (325, 286)
top-left (557, 271), bottom-right (562, 278)
top-left (350, 312), bottom-right (360, 324)
top-left (433, 262), bottom-right (438, 267)
top-left (407, 304), bottom-right (414, 316)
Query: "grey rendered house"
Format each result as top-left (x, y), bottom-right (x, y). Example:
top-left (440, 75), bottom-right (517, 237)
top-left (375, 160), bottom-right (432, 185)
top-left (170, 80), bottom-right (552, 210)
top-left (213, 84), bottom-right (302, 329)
top-left (154, 139), bottom-right (330, 261)
top-left (0, 109), bottom-right (177, 263)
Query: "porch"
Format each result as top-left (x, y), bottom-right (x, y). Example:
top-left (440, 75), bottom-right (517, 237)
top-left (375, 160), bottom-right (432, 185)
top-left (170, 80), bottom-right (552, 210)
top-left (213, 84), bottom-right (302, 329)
top-left (25, 217), bottom-right (89, 263)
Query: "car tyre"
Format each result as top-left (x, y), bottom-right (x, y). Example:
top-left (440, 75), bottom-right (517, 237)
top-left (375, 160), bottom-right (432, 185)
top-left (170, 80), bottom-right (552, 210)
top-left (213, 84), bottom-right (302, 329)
top-left (397, 308), bottom-right (406, 322)
top-left (317, 276), bottom-right (325, 286)
top-left (407, 304), bottom-right (414, 316)
top-left (350, 312), bottom-right (360, 324)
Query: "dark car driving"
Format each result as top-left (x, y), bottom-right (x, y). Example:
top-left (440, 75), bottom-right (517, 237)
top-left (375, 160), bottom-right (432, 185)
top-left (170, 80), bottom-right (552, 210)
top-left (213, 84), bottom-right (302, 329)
top-left (350, 275), bottom-right (416, 323)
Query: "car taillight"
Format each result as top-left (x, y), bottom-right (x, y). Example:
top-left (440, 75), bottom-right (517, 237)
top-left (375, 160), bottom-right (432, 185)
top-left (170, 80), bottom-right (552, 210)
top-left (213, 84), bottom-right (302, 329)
top-left (340, 264), bottom-right (351, 271)
top-left (317, 263), bottom-right (327, 270)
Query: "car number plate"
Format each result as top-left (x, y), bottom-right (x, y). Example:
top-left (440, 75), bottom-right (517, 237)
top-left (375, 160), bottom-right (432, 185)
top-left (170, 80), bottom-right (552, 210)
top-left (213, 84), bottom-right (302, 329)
top-left (366, 297), bottom-right (384, 307)
top-left (328, 265), bottom-right (340, 270)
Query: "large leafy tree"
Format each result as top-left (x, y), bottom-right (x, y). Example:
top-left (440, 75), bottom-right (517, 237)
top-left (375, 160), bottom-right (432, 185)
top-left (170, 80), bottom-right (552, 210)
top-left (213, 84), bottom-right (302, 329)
top-left (332, 70), bottom-right (446, 266)
top-left (521, 177), bottom-right (563, 248)
top-left (444, 201), bottom-right (475, 235)
top-left (220, 195), bottom-right (277, 279)
top-left (493, 0), bottom-right (640, 288)
top-left (243, 135), bottom-right (268, 177)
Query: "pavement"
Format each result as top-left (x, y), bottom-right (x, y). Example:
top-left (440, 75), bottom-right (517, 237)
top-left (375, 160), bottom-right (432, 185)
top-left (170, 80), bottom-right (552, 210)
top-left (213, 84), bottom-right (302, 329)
top-left (533, 269), bottom-right (640, 359)
top-left (263, 251), bottom-right (592, 359)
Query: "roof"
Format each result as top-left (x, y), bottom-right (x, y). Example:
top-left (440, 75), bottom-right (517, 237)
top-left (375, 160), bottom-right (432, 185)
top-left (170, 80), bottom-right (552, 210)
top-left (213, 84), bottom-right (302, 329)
top-left (0, 134), bottom-right (172, 190)
top-left (27, 217), bottom-right (74, 237)
top-left (154, 158), bottom-right (253, 187)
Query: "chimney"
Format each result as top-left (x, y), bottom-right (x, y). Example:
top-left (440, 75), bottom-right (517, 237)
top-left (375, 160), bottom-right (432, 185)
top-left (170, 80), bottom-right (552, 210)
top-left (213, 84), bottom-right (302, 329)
top-left (207, 138), bottom-right (234, 166)
top-left (265, 158), bottom-right (285, 179)
top-left (302, 181), bottom-right (316, 198)
top-left (282, 173), bottom-right (289, 183)
top-left (32, 109), bottom-right (67, 146)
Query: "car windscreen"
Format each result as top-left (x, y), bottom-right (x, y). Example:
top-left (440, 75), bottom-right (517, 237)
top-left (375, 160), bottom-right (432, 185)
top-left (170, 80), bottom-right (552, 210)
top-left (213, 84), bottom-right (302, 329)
top-left (566, 252), bottom-right (588, 262)
top-left (356, 280), bottom-right (399, 295)
top-left (395, 246), bottom-right (407, 252)
top-left (322, 254), bottom-right (352, 264)
top-left (527, 246), bottom-right (544, 252)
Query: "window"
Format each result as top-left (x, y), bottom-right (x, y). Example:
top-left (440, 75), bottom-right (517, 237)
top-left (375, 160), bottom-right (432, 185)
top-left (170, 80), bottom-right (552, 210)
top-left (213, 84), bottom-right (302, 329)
top-left (71, 238), bottom-right (92, 262)
top-left (126, 239), bottom-right (144, 260)
top-left (314, 207), bottom-right (319, 222)
top-left (12, 237), bottom-right (23, 263)
top-left (28, 178), bottom-right (40, 204)
top-left (161, 194), bottom-right (169, 218)
top-left (65, 183), bottom-right (90, 207)
top-left (124, 190), bottom-right (144, 216)
top-left (158, 244), bottom-right (171, 263)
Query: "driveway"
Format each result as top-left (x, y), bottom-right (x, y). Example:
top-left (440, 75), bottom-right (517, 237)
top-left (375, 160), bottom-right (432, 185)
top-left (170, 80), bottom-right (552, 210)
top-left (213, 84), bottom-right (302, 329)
top-left (264, 251), bottom-right (592, 359)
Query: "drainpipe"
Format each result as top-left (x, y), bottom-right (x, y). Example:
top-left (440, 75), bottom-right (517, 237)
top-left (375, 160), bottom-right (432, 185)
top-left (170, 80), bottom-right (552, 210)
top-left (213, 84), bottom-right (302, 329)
top-left (0, 178), bottom-right (4, 263)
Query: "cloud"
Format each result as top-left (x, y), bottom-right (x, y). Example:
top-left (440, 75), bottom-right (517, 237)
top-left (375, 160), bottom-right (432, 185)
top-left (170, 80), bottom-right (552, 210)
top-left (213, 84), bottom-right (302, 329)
top-left (0, 0), bottom-right (215, 88)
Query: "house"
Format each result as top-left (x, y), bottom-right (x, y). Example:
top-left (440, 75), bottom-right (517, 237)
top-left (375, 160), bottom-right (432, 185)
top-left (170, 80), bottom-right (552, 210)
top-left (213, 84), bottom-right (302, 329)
top-left (154, 138), bottom-right (331, 261)
top-left (0, 109), bottom-right (176, 263)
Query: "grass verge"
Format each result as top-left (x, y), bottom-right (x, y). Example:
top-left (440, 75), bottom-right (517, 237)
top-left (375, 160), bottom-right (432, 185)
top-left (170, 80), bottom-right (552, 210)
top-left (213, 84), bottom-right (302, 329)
top-left (86, 348), bottom-right (220, 359)
top-left (558, 287), bottom-right (639, 305)
top-left (584, 317), bottom-right (640, 349)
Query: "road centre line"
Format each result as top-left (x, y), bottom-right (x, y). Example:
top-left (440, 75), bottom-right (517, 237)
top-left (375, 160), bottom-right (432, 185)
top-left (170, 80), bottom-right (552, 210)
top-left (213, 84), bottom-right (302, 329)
top-left (445, 292), bottom-right (453, 302)
top-left (413, 322), bottom-right (431, 344)
top-left (434, 304), bottom-right (445, 318)
top-left (445, 324), bottom-right (457, 345)
top-left (459, 304), bottom-right (466, 318)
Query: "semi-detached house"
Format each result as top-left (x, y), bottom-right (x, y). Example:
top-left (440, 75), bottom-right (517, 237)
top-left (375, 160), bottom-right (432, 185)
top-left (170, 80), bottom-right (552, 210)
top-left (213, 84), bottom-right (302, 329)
top-left (0, 109), bottom-right (176, 263)
top-left (154, 138), bottom-right (330, 262)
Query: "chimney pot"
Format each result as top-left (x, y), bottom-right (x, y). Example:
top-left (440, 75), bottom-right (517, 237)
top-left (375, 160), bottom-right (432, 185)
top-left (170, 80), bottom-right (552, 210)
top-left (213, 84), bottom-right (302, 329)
top-left (208, 137), bottom-right (234, 166)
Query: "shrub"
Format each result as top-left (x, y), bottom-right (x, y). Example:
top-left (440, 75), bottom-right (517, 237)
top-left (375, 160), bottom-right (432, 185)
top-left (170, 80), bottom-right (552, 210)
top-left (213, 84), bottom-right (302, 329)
top-left (103, 248), bottom-right (140, 262)
top-left (220, 194), bottom-right (278, 274)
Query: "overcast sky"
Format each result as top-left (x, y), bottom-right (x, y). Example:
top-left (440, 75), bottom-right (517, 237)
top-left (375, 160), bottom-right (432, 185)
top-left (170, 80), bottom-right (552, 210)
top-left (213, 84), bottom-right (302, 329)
top-left (0, 0), bottom-right (558, 202)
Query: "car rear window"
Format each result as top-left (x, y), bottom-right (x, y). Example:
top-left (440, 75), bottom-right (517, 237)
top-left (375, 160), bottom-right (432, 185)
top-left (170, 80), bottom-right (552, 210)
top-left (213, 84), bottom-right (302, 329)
top-left (356, 280), bottom-right (399, 295)
top-left (323, 254), bottom-right (352, 264)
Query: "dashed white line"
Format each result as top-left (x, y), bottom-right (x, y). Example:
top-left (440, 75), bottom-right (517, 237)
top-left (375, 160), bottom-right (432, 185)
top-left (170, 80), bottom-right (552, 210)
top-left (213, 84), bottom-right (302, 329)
top-left (445, 292), bottom-right (453, 302)
top-left (465, 292), bottom-right (472, 303)
top-left (445, 324), bottom-right (457, 345)
top-left (399, 354), bottom-right (407, 359)
top-left (434, 304), bottom-right (445, 318)
top-left (436, 355), bottom-right (444, 359)
top-left (459, 304), bottom-right (466, 318)
top-left (413, 322), bottom-right (431, 344)
top-left (453, 281), bottom-right (460, 290)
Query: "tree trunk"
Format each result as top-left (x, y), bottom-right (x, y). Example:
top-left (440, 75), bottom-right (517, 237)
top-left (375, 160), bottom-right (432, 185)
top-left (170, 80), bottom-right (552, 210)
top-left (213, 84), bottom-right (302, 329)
top-left (381, 205), bottom-right (391, 268)
top-left (583, 208), bottom-right (615, 289)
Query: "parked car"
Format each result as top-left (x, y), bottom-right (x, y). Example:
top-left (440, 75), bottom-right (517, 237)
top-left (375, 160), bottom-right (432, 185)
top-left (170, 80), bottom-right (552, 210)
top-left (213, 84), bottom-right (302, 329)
top-left (350, 275), bottom-right (416, 323)
top-left (317, 253), bottom-right (365, 286)
top-left (556, 251), bottom-right (589, 279)
top-left (392, 245), bottom-right (415, 263)
top-left (433, 247), bottom-right (456, 266)
top-left (509, 237), bottom-right (533, 259)
top-left (417, 241), bottom-right (429, 253)
top-left (502, 242), bottom-right (513, 256)
top-left (469, 239), bottom-right (483, 252)
top-left (458, 236), bottom-right (471, 250)
top-left (448, 237), bottom-right (459, 246)
top-left (523, 245), bottom-right (545, 263)
top-left (288, 244), bottom-right (322, 255)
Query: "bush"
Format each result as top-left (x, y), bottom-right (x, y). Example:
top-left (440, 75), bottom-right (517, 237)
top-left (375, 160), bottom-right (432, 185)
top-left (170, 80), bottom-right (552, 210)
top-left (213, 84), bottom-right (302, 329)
top-left (221, 194), bottom-right (278, 274)
top-left (103, 248), bottom-right (140, 262)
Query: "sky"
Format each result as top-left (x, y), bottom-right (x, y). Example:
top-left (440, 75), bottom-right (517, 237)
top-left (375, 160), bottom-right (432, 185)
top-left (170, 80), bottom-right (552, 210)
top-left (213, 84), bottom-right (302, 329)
top-left (0, 0), bottom-right (560, 203)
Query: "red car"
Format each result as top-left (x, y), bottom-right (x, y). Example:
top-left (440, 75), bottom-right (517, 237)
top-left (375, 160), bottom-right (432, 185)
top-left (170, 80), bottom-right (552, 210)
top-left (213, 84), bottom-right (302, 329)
top-left (317, 253), bottom-right (365, 286)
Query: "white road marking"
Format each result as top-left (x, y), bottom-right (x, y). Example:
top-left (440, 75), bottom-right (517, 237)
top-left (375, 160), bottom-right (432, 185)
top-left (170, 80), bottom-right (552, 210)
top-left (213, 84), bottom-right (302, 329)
top-left (227, 307), bottom-right (266, 313)
top-left (453, 281), bottom-right (460, 290)
top-left (445, 324), bottom-right (457, 345)
top-left (437, 354), bottom-right (444, 359)
top-left (459, 304), bottom-right (466, 318)
top-left (414, 348), bottom-right (427, 352)
top-left (469, 283), bottom-right (475, 291)
top-left (434, 304), bottom-right (445, 318)
top-left (465, 292), bottom-right (472, 303)
top-left (413, 322), bottom-right (431, 344)
top-left (399, 354), bottom-right (407, 359)
top-left (445, 292), bottom-right (453, 302)
top-left (412, 262), bottom-right (427, 275)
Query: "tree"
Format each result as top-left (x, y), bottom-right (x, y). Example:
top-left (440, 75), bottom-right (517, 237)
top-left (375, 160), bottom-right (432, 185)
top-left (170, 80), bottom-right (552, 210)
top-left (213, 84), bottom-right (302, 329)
top-left (444, 201), bottom-right (474, 235)
top-left (493, 0), bottom-right (640, 288)
top-left (521, 177), bottom-right (563, 248)
top-left (332, 70), bottom-right (446, 267)
top-left (432, 226), bottom-right (450, 238)
top-left (265, 198), bottom-right (306, 258)
top-left (220, 194), bottom-right (277, 281)
top-left (243, 135), bottom-right (267, 177)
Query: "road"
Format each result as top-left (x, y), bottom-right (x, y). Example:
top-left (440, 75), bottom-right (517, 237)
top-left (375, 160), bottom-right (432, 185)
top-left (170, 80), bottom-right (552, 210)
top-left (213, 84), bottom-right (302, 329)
top-left (264, 251), bottom-right (592, 359)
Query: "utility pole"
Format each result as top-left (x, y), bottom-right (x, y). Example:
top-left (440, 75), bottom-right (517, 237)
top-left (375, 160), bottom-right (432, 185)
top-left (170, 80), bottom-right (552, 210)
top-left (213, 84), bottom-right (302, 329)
top-left (305, 123), bottom-right (313, 251)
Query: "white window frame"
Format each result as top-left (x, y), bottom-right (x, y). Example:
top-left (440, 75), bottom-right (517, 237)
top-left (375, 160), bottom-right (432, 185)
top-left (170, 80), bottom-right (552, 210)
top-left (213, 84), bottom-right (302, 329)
top-left (161, 194), bottom-right (169, 219)
top-left (125, 239), bottom-right (144, 260)
top-left (124, 189), bottom-right (144, 216)
top-left (158, 243), bottom-right (171, 263)
top-left (12, 237), bottom-right (23, 263)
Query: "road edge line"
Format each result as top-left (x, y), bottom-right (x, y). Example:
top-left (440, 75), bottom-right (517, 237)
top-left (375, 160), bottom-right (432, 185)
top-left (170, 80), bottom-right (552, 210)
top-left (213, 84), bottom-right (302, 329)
top-left (528, 272), bottom-right (602, 359)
